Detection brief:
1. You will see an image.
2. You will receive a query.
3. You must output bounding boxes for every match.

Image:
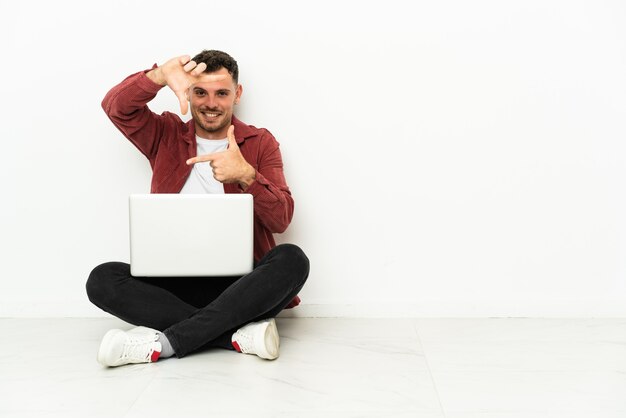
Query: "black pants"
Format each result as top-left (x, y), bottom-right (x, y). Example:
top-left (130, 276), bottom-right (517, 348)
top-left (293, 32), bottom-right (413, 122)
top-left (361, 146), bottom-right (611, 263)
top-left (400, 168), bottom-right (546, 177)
top-left (86, 244), bottom-right (309, 357)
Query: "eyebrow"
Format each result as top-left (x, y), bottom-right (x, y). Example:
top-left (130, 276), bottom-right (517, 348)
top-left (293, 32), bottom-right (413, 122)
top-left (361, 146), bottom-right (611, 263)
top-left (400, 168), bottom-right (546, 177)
top-left (193, 87), bottom-right (231, 93)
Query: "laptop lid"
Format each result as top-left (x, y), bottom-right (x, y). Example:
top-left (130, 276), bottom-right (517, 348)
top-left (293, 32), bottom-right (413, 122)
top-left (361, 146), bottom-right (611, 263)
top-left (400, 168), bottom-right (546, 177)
top-left (129, 194), bottom-right (254, 277)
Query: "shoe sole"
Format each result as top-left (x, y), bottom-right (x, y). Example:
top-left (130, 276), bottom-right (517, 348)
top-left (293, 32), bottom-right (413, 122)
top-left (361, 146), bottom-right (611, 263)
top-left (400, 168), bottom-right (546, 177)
top-left (260, 318), bottom-right (280, 360)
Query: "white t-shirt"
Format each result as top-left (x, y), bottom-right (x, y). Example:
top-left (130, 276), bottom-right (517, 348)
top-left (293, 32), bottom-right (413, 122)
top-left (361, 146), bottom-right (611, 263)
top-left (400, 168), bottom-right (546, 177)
top-left (180, 136), bottom-right (229, 194)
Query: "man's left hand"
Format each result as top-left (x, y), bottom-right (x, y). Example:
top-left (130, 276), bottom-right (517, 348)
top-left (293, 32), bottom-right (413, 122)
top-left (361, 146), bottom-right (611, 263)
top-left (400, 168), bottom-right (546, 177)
top-left (186, 125), bottom-right (256, 189)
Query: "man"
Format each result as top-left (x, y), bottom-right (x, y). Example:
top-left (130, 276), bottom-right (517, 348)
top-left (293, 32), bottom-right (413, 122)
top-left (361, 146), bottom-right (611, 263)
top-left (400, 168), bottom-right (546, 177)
top-left (86, 50), bottom-right (309, 367)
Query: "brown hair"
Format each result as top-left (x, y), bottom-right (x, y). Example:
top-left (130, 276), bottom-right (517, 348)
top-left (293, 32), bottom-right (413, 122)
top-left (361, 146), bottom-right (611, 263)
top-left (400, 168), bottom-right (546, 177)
top-left (192, 50), bottom-right (239, 84)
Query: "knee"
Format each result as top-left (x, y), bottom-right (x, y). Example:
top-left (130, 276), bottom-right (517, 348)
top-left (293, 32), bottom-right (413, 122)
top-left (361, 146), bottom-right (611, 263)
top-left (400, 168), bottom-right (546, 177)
top-left (85, 261), bottom-right (125, 307)
top-left (272, 244), bottom-right (310, 282)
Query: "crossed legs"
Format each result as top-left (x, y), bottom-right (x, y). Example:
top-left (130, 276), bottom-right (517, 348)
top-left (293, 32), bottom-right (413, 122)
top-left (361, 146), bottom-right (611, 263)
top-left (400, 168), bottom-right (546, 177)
top-left (86, 244), bottom-right (309, 358)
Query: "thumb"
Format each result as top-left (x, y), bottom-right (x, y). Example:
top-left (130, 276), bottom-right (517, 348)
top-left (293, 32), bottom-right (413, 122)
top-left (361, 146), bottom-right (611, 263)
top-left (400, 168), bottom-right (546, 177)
top-left (176, 90), bottom-right (189, 115)
top-left (226, 125), bottom-right (238, 150)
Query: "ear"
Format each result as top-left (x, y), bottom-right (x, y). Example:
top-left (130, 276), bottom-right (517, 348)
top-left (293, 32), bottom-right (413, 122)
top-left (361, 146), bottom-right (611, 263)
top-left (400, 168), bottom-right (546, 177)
top-left (235, 84), bottom-right (243, 105)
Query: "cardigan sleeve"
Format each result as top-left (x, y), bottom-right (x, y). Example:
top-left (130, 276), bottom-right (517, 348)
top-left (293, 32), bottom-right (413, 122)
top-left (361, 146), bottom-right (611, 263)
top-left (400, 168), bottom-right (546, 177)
top-left (101, 68), bottom-right (170, 163)
top-left (244, 131), bottom-right (294, 233)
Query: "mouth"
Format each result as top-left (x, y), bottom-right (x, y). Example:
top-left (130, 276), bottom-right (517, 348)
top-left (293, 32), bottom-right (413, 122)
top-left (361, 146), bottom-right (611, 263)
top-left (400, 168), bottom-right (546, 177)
top-left (200, 110), bottom-right (221, 120)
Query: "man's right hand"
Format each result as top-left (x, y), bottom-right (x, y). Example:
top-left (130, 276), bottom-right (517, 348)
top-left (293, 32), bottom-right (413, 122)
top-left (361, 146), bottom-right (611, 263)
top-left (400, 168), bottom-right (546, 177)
top-left (146, 55), bottom-right (207, 115)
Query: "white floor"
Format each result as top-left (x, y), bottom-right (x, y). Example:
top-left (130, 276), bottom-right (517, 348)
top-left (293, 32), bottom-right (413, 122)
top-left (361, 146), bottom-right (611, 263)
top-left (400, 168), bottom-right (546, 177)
top-left (0, 318), bottom-right (625, 417)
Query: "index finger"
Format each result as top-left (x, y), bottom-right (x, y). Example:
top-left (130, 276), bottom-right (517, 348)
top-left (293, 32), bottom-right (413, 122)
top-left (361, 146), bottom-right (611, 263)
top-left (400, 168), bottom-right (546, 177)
top-left (195, 72), bottom-right (229, 84)
top-left (186, 153), bottom-right (218, 165)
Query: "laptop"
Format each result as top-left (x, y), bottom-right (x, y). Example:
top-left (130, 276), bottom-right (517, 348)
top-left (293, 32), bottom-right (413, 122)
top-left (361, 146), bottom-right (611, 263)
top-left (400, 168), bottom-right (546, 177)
top-left (129, 194), bottom-right (254, 277)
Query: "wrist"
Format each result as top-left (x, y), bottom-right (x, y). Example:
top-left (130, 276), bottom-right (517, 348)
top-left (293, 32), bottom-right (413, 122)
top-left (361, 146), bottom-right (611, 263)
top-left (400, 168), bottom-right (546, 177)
top-left (146, 67), bottom-right (167, 86)
top-left (238, 165), bottom-right (256, 190)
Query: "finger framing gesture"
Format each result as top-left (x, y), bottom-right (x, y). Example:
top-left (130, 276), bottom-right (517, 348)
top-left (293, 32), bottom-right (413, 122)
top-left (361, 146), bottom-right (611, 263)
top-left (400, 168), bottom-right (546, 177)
top-left (146, 55), bottom-right (227, 115)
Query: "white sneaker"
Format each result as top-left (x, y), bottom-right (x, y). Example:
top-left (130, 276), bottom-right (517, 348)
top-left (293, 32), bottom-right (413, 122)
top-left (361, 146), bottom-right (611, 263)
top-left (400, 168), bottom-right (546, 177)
top-left (97, 327), bottom-right (162, 367)
top-left (231, 318), bottom-right (280, 360)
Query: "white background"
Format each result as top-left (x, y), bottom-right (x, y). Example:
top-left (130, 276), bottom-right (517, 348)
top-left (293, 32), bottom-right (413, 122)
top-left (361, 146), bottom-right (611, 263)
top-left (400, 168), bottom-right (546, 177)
top-left (1, 0), bottom-right (625, 317)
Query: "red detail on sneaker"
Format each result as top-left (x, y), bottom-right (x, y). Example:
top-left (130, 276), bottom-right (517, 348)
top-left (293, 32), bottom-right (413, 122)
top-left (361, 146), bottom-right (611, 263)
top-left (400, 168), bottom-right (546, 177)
top-left (151, 350), bottom-right (161, 362)
top-left (284, 295), bottom-right (301, 309)
top-left (232, 340), bottom-right (242, 352)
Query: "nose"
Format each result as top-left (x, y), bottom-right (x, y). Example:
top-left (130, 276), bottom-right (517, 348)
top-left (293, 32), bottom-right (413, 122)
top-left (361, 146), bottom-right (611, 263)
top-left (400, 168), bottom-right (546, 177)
top-left (201, 93), bottom-right (219, 110)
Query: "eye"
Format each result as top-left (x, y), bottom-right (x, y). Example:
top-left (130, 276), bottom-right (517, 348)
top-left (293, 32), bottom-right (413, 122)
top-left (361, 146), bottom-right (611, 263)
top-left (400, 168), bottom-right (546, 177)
top-left (194, 90), bottom-right (206, 97)
top-left (217, 91), bottom-right (229, 97)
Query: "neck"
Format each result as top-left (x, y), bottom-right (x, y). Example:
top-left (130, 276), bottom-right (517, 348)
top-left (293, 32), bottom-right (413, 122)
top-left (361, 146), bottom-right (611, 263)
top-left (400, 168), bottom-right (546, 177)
top-left (195, 122), bottom-right (231, 140)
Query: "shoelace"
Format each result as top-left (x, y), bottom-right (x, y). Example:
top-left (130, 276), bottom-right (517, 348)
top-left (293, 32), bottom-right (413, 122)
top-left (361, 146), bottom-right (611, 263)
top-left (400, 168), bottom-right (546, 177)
top-left (234, 330), bottom-right (255, 354)
top-left (121, 333), bottom-right (158, 361)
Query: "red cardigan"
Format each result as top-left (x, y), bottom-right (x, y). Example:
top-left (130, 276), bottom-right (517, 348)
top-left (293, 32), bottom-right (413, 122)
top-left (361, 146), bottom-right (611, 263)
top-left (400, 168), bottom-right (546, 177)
top-left (102, 69), bottom-right (300, 308)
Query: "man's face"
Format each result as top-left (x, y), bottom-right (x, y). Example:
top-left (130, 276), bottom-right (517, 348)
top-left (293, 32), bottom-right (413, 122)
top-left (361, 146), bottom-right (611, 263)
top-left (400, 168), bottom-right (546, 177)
top-left (189, 67), bottom-right (242, 139)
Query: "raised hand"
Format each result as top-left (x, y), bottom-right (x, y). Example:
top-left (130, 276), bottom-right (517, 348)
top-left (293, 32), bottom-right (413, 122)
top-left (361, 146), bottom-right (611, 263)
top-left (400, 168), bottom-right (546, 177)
top-left (147, 55), bottom-right (226, 115)
top-left (186, 125), bottom-right (256, 189)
